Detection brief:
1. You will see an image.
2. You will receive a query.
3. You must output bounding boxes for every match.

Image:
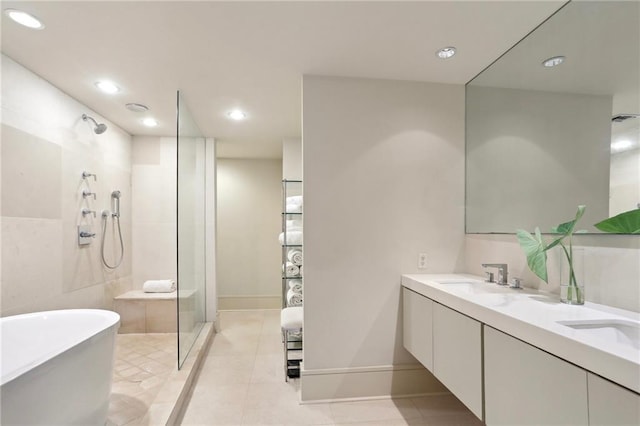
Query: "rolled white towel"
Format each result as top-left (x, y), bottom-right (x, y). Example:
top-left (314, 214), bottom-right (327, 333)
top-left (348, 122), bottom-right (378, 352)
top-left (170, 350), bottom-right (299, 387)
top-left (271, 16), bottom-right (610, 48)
top-left (286, 220), bottom-right (303, 229)
top-left (286, 204), bottom-right (302, 213)
top-left (278, 231), bottom-right (302, 245)
top-left (143, 279), bottom-right (176, 293)
top-left (283, 262), bottom-right (300, 277)
top-left (287, 289), bottom-right (303, 307)
top-left (287, 249), bottom-right (303, 266)
top-left (288, 279), bottom-right (303, 294)
top-left (286, 195), bottom-right (303, 206)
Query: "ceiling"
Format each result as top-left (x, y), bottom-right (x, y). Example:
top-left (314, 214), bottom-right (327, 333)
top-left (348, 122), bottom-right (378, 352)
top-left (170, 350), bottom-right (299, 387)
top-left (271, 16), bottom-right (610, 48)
top-left (1, 1), bottom-right (565, 159)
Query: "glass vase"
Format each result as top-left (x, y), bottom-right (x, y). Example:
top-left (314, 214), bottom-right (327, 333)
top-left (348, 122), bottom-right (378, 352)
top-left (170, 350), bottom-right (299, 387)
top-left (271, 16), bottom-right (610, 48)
top-left (560, 247), bottom-right (585, 305)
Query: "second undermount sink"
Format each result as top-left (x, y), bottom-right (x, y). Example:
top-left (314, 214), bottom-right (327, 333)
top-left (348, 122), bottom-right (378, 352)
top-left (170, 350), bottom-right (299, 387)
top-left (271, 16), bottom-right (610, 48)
top-left (557, 319), bottom-right (640, 350)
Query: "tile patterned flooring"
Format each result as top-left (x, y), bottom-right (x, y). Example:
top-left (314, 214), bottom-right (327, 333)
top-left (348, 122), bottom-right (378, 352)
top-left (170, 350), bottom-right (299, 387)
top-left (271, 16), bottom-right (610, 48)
top-left (107, 333), bottom-right (177, 425)
top-left (179, 310), bottom-right (482, 426)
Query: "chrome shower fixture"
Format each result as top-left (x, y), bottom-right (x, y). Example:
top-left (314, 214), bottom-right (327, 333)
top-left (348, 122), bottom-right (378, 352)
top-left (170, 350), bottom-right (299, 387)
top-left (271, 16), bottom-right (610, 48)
top-left (612, 113), bottom-right (640, 123)
top-left (82, 114), bottom-right (108, 134)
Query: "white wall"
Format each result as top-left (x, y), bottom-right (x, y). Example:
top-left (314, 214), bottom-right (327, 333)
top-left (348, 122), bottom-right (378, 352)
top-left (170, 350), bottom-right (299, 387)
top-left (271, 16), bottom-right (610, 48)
top-left (302, 75), bottom-right (465, 400)
top-left (283, 138), bottom-right (302, 180)
top-left (131, 136), bottom-right (177, 289)
top-left (1, 54), bottom-right (132, 316)
top-left (216, 158), bottom-right (282, 309)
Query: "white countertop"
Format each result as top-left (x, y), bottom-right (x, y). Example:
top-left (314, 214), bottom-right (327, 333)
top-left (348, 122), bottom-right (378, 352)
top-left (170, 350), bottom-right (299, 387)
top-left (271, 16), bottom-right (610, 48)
top-left (401, 274), bottom-right (640, 394)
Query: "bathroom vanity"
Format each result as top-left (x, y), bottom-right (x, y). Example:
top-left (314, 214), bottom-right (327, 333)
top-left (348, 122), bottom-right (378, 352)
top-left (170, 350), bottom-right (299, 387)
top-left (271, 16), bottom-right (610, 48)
top-left (402, 274), bottom-right (640, 425)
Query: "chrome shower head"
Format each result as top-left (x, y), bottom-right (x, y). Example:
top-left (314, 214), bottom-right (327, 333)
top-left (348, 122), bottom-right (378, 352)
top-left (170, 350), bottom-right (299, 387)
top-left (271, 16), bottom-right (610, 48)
top-left (82, 114), bottom-right (108, 134)
top-left (612, 113), bottom-right (640, 123)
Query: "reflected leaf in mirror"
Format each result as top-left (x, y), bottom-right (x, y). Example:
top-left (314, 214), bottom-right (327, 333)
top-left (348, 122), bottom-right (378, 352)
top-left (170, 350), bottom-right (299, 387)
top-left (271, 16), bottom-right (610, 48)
top-left (594, 209), bottom-right (640, 234)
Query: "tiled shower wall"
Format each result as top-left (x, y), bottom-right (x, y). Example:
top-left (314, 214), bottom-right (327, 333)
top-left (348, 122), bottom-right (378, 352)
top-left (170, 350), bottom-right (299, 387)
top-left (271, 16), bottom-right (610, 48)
top-left (1, 54), bottom-right (133, 316)
top-left (131, 135), bottom-right (177, 291)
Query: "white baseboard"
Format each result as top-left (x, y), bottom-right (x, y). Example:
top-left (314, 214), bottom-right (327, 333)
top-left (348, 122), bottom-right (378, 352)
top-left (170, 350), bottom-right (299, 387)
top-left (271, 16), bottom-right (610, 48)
top-left (300, 363), bottom-right (448, 402)
top-left (217, 295), bottom-right (281, 310)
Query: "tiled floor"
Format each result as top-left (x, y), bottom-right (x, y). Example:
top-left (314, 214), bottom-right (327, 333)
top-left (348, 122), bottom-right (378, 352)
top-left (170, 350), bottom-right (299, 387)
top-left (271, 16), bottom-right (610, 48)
top-left (107, 333), bottom-right (177, 425)
top-left (179, 310), bottom-right (482, 426)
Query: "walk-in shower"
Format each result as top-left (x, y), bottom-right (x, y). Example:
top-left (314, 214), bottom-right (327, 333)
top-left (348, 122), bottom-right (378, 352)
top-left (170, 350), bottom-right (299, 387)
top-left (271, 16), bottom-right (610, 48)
top-left (82, 114), bottom-right (108, 134)
top-left (176, 91), bottom-right (207, 368)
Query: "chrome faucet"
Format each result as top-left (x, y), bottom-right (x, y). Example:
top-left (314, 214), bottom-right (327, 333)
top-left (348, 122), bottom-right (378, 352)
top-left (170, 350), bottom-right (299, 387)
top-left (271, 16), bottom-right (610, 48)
top-left (482, 263), bottom-right (508, 285)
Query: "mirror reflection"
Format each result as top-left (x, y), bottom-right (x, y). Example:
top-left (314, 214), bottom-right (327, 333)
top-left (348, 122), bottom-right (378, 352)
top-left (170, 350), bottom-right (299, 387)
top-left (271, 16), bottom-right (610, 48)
top-left (466, 1), bottom-right (639, 233)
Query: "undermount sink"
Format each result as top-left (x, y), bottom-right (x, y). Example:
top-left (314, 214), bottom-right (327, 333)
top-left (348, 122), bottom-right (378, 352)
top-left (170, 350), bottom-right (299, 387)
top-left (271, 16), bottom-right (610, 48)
top-left (432, 278), bottom-right (483, 287)
top-left (431, 278), bottom-right (511, 306)
top-left (432, 278), bottom-right (505, 293)
top-left (557, 319), bottom-right (640, 350)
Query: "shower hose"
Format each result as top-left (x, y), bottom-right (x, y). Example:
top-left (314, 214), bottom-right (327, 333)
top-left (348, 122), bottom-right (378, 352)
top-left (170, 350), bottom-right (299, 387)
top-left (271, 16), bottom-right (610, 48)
top-left (101, 215), bottom-right (124, 269)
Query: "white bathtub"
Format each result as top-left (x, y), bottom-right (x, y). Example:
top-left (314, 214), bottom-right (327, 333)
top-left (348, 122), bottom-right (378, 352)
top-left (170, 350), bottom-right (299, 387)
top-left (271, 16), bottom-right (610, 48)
top-left (1, 309), bottom-right (120, 425)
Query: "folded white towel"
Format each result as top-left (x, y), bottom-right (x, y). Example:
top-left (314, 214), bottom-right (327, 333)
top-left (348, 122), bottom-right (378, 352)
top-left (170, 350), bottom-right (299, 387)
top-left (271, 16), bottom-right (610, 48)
top-left (287, 249), bottom-right (303, 266)
top-left (286, 195), bottom-right (303, 206)
top-left (143, 279), bottom-right (176, 293)
top-left (278, 231), bottom-right (303, 245)
top-left (288, 279), bottom-right (303, 294)
top-left (286, 204), bottom-right (302, 213)
top-left (283, 262), bottom-right (300, 277)
top-left (287, 289), bottom-right (303, 307)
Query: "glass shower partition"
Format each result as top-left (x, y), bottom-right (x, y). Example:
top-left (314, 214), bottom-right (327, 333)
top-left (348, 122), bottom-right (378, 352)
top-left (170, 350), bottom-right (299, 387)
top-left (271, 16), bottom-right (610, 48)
top-left (176, 91), bottom-right (206, 368)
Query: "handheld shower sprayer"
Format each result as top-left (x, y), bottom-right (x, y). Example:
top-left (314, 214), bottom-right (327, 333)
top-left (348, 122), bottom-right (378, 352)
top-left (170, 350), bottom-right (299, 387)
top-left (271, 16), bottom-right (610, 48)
top-left (111, 190), bottom-right (121, 218)
top-left (101, 189), bottom-right (124, 269)
top-left (82, 114), bottom-right (108, 134)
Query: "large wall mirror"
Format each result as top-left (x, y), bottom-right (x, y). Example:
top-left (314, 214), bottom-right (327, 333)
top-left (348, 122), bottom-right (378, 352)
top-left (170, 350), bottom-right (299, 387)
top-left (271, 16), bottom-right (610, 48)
top-left (466, 0), bottom-right (639, 233)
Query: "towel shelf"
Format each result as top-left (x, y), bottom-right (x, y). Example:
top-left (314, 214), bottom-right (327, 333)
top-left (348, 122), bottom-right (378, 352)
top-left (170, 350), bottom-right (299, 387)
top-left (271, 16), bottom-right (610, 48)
top-left (281, 180), bottom-right (303, 380)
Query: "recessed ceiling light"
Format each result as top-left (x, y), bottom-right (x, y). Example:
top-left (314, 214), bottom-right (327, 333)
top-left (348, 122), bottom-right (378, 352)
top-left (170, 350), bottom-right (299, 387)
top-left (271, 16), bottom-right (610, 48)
top-left (95, 80), bottom-right (120, 94)
top-left (227, 109), bottom-right (247, 120)
top-left (142, 118), bottom-right (158, 127)
top-left (125, 103), bottom-right (149, 112)
top-left (542, 56), bottom-right (565, 67)
top-left (4, 9), bottom-right (44, 29)
top-left (611, 139), bottom-right (633, 152)
top-left (436, 46), bottom-right (456, 59)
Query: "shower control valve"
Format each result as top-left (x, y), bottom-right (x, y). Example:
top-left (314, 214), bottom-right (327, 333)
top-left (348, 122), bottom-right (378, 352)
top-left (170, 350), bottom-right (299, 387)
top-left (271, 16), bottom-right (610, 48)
top-left (82, 190), bottom-right (96, 200)
top-left (81, 208), bottom-right (96, 218)
top-left (81, 171), bottom-right (97, 181)
top-left (78, 225), bottom-right (95, 246)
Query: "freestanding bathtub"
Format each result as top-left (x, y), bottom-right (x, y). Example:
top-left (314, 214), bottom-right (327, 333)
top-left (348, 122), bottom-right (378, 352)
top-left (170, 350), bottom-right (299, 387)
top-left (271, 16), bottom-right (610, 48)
top-left (1, 309), bottom-right (120, 425)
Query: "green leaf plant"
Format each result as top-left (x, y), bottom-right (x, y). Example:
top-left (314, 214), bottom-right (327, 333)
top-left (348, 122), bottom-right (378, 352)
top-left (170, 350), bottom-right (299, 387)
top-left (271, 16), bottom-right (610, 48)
top-left (517, 206), bottom-right (640, 303)
top-left (594, 208), bottom-right (640, 234)
top-left (516, 205), bottom-right (586, 303)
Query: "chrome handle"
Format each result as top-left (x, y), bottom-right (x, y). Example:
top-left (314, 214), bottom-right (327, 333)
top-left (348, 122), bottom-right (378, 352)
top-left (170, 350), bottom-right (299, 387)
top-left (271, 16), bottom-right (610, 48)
top-left (81, 208), bottom-right (96, 218)
top-left (482, 263), bottom-right (508, 285)
top-left (82, 171), bottom-right (97, 181)
top-left (79, 231), bottom-right (95, 238)
top-left (82, 190), bottom-right (96, 200)
top-left (510, 277), bottom-right (523, 289)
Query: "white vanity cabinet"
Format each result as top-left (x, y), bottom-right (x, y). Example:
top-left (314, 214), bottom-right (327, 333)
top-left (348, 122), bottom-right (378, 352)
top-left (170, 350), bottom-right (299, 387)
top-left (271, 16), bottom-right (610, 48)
top-left (402, 288), bottom-right (482, 419)
top-left (588, 373), bottom-right (640, 425)
top-left (402, 287), bottom-right (433, 370)
top-left (432, 303), bottom-right (482, 419)
top-left (484, 326), bottom-right (589, 426)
